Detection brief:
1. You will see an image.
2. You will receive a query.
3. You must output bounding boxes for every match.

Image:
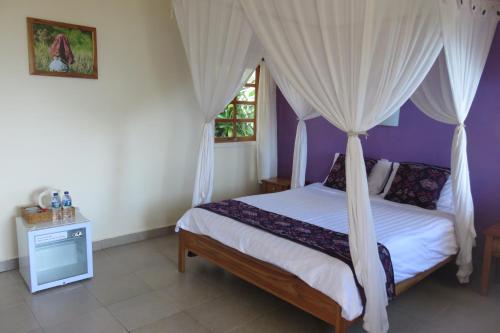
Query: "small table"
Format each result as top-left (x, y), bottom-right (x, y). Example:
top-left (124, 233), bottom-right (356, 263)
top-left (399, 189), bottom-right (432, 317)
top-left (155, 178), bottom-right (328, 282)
top-left (481, 224), bottom-right (500, 295)
top-left (260, 177), bottom-right (291, 194)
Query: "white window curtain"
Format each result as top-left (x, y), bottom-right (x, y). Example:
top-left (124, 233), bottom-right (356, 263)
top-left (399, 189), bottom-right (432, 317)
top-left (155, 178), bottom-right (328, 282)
top-left (240, 1), bottom-right (442, 332)
top-left (412, 0), bottom-right (498, 283)
top-left (256, 61), bottom-right (278, 182)
top-left (173, 0), bottom-right (261, 207)
top-left (266, 59), bottom-right (319, 189)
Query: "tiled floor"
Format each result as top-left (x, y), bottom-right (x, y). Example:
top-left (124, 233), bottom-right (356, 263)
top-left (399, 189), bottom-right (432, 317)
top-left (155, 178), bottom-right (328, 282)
top-left (1, 234), bottom-right (499, 332)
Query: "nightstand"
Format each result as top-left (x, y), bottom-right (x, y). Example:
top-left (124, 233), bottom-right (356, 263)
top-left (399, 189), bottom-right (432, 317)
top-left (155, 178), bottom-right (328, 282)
top-left (481, 224), bottom-right (500, 295)
top-left (261, 178), bottom-right (291, 194)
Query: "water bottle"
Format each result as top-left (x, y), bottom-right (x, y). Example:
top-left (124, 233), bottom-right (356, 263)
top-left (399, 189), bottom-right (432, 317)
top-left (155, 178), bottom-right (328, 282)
top-left (62, 191), bottom-right (73, 220)
top-left (51, 192), bottom-right (62, 221)
top-left (62, 191), bottom-right (72, 208)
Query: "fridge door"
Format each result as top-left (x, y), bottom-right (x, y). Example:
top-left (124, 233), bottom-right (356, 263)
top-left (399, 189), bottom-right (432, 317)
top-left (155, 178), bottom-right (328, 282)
top-left (29, 222), bottom-right (93, 292)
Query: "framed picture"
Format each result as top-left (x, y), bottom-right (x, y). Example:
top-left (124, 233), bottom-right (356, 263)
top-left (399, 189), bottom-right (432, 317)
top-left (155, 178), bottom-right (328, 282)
top-left (379, 110), bottom-right (400, 127)
top-left (27, 17), bottom-right (98, 79)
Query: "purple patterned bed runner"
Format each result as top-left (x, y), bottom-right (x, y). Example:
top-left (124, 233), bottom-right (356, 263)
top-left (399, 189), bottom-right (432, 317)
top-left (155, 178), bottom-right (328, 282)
top-left (197, 199), bottom-right (395, 302)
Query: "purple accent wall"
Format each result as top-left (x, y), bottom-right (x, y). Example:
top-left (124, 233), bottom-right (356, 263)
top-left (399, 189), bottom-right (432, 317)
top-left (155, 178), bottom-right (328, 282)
top-left (277, 26), bottom-right (500, 231)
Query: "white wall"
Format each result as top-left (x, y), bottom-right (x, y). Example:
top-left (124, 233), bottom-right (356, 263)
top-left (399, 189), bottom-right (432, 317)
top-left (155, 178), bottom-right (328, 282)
top-left (214, 142), bottom-right (259, 202)
top-left (0, 0), bottom-right (258, 262)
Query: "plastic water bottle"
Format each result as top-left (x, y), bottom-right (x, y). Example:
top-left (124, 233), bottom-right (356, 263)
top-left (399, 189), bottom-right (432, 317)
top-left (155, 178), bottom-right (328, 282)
top-left (62, 191), bottom-right (73, 220)
top-left (51, 192), bottom-right (62, 221)
top-left (62, 191), bottom-right (72, 208)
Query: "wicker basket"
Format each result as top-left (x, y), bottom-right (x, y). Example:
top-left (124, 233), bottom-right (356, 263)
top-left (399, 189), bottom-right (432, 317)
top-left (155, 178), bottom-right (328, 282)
top-left (21, 206), bottom-right (76, 224)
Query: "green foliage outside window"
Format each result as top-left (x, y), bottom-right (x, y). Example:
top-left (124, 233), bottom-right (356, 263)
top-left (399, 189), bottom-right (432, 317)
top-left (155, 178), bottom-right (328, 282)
top-left (215, 68), bottom-right (259, 141)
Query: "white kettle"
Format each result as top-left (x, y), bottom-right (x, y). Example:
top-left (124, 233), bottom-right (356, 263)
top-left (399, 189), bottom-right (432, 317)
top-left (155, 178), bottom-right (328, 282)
top-left (37, 188), bottom-right (61, 209)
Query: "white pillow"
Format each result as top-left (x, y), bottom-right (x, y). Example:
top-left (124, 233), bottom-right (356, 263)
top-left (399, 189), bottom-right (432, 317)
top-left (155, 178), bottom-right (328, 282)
top-left (380, 162), bottom-right (400, 197)
top-left (368, 159), bottom-right (393, 195)
top-left (437, 178), bottom-right (455, 214)
top-left (323, 153), bottom-right (340, 184)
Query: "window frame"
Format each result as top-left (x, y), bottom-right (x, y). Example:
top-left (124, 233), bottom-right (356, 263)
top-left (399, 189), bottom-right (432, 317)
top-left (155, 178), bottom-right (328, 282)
top-left (215, 66), bottom-right (260, 143)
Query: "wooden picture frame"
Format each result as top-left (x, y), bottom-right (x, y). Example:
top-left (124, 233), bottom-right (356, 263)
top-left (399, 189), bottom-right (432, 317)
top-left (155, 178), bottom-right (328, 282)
top-left (215, 66), bottom-right (260, 143)
top-left (27, 17), bottom-right (98, 79)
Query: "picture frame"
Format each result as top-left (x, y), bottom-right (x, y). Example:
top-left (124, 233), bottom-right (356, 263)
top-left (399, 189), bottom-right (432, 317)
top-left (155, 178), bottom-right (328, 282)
top-left (27, 17), bottom-right (98, 79)
top-left (379, 110), bottom-right (400, 127)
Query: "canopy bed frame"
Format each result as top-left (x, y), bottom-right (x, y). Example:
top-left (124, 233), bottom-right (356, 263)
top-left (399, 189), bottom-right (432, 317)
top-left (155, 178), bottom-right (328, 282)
top-left (178, 229), bottom-right (454, 333)
top-left (173, 0), bottom-right (498, 331)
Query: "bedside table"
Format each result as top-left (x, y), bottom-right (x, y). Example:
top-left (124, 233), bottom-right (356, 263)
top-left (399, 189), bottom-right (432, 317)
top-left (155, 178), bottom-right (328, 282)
top-left (261, 178), bottom-right (291, 194)
top-left (481, 224), bottom-right (500, 295)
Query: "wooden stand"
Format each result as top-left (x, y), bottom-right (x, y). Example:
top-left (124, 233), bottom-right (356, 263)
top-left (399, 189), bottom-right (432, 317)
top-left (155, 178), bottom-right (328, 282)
top-left (481, 224), bottom-right (500, 295)
top-left (260, 178), bottom-right (292, 194)
top-left (178, 229), bottom-right (454, 332)
top-left (21, 206), bottom-right (76, 224)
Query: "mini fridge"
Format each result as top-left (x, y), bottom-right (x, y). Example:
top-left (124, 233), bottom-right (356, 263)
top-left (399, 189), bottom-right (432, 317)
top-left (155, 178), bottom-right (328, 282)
top-left (16, 212), bottom-right (93, 293)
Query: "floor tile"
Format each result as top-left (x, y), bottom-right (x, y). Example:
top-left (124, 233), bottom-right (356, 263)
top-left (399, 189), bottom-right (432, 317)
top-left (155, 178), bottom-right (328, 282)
top-left (0, 303), bottom-right (40, 333)
top-left (22, 282), bottom-right (84, 302)
top-left (162, 271), bottom-right (225, 309)
top-left (386, 307), bottom-right (428, 333)
top-left (104, 241), bottom-right (168, 274)
top-left (224, 280), bottom-right (286, 312)
top-left (132, 312), bottom-right (209, 333)
top-left (0, 280), bottom-right (27, 312)
top-left (90, 250), bottom-right (131, 280)
top-left (0, 270), bottom-right (24, 288)
top-left (27, 284), bottom-right (102, 328)
top-left (107, 289), bottom-right (185, 331)
top-left (418, 302), bottom-right (500, 333)
top-left (187, 257), bottom-right (235, 284)
top-left (187, 294), bottom-right (271, 333)
top-left (83, 271), bottom-right (152, 305)
top-left (2, 236), bottom-right (500, 333)
top-left (148, 235), bottom-right (179, 262)
top-left (388, 281), bottom-right (451, 323)
top-left (134, 259), bottom-right (181, 290)
top-left (229, 304), bottom-right (330, 333)
top-left (42, 307), bottom-right (126, 333)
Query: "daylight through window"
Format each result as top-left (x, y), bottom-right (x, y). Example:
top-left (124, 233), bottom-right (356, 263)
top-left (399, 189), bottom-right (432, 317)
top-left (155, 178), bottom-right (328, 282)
top-left (215, 67), bottom-right (260, 142)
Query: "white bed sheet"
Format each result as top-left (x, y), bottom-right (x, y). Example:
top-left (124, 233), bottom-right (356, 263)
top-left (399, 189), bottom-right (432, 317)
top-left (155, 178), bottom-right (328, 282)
top-left (176, 183), bottom-right (457, 320)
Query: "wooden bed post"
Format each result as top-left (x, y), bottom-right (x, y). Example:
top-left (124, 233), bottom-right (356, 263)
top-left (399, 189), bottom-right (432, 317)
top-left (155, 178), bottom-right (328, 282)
top-left (178, 231), bottom-right (186, 273)
top-left (335, 316), bottom-right (347, 333)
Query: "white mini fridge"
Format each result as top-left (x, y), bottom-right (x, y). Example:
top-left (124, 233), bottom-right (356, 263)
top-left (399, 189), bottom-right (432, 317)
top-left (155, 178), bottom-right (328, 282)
top-left (16, 212), bottom-right (93, 293)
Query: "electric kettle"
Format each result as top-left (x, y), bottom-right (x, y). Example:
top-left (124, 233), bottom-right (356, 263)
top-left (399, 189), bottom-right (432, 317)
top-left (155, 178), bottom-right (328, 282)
top-left (37, 189), bottom-right (61, 209)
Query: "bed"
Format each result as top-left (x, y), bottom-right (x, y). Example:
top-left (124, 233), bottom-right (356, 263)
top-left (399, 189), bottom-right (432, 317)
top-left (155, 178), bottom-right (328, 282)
top-left (176, 183), bottom-right (457, 332)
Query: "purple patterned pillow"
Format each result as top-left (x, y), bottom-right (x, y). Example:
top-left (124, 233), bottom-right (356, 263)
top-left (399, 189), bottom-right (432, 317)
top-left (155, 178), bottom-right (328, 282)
top-left (324, 154), bottom-right (377, 191)
top-left (384, 163), bottom-right (450, 210)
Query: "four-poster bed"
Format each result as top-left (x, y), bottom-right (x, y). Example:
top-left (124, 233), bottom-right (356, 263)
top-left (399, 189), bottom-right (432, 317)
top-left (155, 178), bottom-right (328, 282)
top-left (176, 181), bottom-right (458, 332)
top-left (172, 0), bottom-right (499, 332)
top-left (178, 229), bottom-right (454, 333)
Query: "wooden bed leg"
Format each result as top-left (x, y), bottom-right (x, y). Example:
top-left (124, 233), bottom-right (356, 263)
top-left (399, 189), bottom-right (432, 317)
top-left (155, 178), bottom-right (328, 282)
top-left (481, 235), bottom-right (493, 295)
top-left (334, 317), bottom-right (347, 333)
top-left (178, 231), bottom-right (186, 273)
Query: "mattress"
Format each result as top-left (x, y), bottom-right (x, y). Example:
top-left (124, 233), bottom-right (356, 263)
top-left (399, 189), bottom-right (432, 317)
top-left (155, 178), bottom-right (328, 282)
top-left (176, 183), bottom-right (457, 320)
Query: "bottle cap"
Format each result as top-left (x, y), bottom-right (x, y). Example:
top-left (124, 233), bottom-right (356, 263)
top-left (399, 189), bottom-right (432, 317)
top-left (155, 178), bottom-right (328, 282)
top-left (64, 191), bottom-right (69, 194)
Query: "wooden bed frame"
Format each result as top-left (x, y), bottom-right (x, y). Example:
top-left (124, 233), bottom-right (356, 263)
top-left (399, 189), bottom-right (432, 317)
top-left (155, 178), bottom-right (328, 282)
top-left (178, 229), bottom-right (453, 333)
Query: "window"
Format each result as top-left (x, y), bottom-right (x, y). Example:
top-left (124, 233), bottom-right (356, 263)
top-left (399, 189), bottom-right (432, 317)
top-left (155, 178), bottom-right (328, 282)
top-left (215, 66), bottom-right (260, 142)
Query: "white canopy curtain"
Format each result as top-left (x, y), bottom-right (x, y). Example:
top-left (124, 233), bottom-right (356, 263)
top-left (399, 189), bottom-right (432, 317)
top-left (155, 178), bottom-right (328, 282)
top-left (172, 0), bottom-right (261, 207)
top-left (265, 59), bottom-right (319, 189)
top-left (412, 0), bottom-right (498, 283)
top-left (240, 1), bottom-right (443, 332)
top-left (256, 61), bottom-right (278, 182)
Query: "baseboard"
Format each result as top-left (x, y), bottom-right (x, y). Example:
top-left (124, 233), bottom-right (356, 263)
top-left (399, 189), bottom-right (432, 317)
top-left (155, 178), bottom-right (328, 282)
top-left (0, 225), bottom-right (176, 273)
top-left (0, 258), bottom-right (18, 272)
top-left (93, 225), bottom-right (176, 251)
